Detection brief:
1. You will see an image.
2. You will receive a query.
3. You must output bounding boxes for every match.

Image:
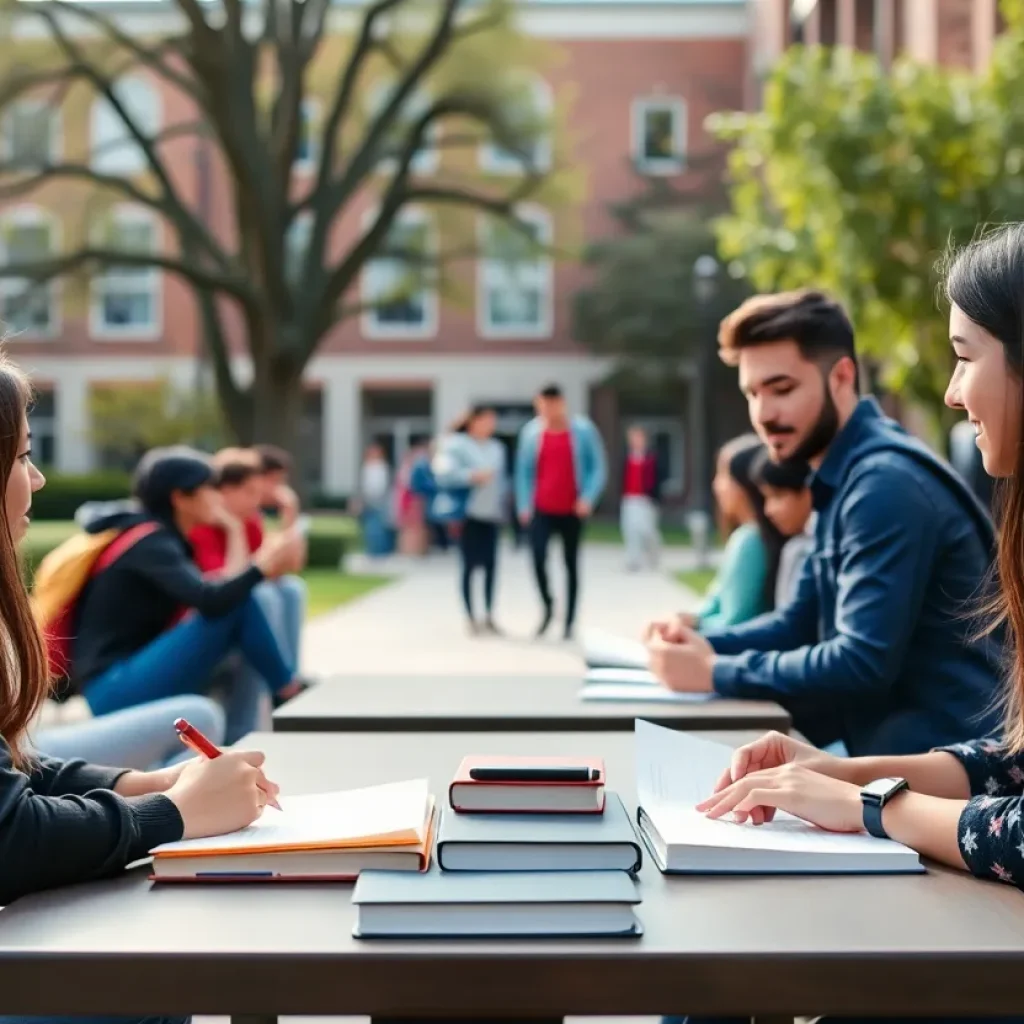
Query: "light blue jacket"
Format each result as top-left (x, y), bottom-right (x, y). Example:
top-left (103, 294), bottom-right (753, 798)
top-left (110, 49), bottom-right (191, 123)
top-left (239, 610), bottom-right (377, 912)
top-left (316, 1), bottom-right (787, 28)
top-left (514, 415), bottom-right (607, 517)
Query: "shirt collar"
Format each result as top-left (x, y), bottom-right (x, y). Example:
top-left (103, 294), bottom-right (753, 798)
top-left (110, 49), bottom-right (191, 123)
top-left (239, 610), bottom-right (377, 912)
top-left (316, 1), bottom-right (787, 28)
top-left (810, 396), bottom-right (885, 509)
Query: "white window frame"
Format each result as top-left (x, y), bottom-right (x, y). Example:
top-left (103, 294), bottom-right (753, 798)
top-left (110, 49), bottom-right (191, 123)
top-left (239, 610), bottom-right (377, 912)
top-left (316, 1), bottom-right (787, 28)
top-left (479, 77), bottom-right (553, 176)
top-left (294, 98), bottom-right (321, 174)
top-left (476, 205), bottom-right (553, 341)
top-left (631, 96), bottom-right (687, 175)
top-left (89, 206), bottom-right (162, 341)
top-left (367, 83), bottom-right (439, 177)
top-left (0, 206), bottom-right (60, 341)
top-left (90, 75), bottom-right (161, 175)
top-left (1, 99), bottom-right (61, 167)
top-left (360, 207), bottom-right (438, 340)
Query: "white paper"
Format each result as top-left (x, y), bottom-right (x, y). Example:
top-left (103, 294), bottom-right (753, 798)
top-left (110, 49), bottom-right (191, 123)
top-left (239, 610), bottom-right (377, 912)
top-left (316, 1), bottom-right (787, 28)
top-left (581, 628), bottom-right (649, 670)
top-left (635, 720), bottom-right (734, 812)
top-left (581, 682), bottom-right (714, 704)
top-left (584, 667), bottom-right (661, 686)
top-left (152, 778), bottom-right (430, 855)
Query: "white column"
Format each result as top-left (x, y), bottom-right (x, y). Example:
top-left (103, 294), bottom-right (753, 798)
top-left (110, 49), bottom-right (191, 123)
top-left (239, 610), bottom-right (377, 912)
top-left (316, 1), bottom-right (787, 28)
top-left (433, 372), bottom-right (469, 439)
top-left (56, 372), bottom-right (92, 473)
top-left (322, 371), bottom-right (360, 497)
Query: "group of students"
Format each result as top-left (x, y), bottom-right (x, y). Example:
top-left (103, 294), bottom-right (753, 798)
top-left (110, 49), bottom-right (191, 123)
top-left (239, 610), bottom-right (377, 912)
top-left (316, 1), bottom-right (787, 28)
top-left (7, 225), bottom-right (1024, 1024)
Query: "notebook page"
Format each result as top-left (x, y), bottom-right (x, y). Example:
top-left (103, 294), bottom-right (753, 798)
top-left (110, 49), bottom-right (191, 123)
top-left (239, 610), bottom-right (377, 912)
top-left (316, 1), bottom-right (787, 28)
top-left (584, 668), bottom-right (662, 686)
top-left (152, 779), bottom-right (430, 856)
top-left (635, 721), bottom-right (734, 812)
top-left (581, 629), bottom-right (649, 670)
top-left (581, 682), bottom-right (715, 702)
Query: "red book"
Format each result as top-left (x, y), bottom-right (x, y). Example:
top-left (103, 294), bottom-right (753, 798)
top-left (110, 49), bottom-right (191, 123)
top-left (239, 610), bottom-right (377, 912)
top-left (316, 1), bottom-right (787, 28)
top-left (448, 755), bottom-right (606, 814)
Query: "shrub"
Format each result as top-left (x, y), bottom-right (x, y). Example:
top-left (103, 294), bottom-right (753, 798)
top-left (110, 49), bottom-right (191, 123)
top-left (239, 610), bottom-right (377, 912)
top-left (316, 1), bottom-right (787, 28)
top-left (32, 471), bottom-right (132, 521)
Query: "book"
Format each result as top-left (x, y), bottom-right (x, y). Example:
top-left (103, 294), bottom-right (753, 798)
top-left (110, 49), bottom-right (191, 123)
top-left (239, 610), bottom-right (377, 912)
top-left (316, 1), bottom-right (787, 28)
top-left (352, 867), bottom-right (643, 938)
top-left (635, 721), bottom-right (924, 875)
top-left (581, 628), bottom-right (649, 670)
top-left (150, 779), bottom-right (435, 881)
top-left (449, 755), bottom-right (606, 813)
top-left (436, 792), bottom-right (642, 873)
top-left (580, 678), bottom-right (715, 703)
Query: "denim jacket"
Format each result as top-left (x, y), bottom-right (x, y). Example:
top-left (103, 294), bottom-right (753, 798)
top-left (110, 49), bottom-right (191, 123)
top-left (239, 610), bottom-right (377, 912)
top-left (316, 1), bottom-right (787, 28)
top-left (514, 415), bottom-right (607, 518)
top-left (706, 398), bottom-right (1003, 757)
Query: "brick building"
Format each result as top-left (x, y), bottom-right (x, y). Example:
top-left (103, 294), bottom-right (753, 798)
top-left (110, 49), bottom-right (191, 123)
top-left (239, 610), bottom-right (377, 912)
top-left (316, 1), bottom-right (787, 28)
top-left (4, 0), bottom-right (750, 506)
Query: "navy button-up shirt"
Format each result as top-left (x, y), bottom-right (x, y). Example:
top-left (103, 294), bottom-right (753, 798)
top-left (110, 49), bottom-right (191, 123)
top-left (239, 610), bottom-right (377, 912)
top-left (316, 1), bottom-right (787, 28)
top-left (707, 398), bottom-right (1003, 757)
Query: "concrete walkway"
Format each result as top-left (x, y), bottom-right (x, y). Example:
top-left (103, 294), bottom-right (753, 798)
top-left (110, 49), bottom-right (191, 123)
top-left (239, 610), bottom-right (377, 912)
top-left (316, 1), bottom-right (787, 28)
top-left (301, 542), bottom-right (705, 677)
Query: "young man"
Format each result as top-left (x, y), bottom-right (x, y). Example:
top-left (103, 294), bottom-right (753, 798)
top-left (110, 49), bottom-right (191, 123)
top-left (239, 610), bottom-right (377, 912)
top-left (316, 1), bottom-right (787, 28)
top-left (190, 448), bottom-right (307, 674)
top-left (255, 444), bottom-right (301, 528)
top-left (646, 290), bottom-right (1002, 757)
top-left (620, 425), bottom-right (663, 572)
top-left (515, 384), bottom-right (607, 639)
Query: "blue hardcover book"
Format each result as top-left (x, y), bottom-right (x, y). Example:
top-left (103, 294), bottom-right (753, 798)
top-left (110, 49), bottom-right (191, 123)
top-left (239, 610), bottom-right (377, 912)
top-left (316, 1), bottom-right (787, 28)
top-left (436, 791), bottom-right (642, 873)
top-left (352, 867), bottom-right (642, 938)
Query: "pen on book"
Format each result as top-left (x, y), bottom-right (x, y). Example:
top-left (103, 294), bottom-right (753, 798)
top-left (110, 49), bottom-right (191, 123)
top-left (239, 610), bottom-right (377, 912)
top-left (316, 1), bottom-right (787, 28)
top-left (468, 766), bottom-right (601, 782)
top-left (173, 717), bottom-right (283, 811)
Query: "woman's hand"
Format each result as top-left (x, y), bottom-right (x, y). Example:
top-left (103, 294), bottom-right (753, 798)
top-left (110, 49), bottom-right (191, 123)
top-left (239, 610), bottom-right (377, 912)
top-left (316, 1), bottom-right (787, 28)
top-left (114, 759), bottom-right (192, 798)
top-left (697, 762), bottom-right (865, 832)
top-left (711, 730), bottom-right (850, 797)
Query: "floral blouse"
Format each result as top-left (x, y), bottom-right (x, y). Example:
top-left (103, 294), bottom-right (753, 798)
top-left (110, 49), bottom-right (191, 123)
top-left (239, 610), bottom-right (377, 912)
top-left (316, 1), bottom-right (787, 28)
top-left (937, 738), bottom-right (1024, 888)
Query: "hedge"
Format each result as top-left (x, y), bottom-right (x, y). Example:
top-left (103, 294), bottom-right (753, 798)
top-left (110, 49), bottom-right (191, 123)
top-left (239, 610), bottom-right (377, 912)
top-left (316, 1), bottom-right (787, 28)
top-left (32, 471), bottom-right (133, 521)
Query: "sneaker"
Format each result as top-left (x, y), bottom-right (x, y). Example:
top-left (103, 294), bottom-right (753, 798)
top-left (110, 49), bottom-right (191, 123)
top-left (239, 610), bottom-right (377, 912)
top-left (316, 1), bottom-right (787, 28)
top-left (483, 618), bottom-right (503, 636)
top-left (467, 620), bottom-right (482, 636)
top-left (535, 604), bottom-right (554, 638)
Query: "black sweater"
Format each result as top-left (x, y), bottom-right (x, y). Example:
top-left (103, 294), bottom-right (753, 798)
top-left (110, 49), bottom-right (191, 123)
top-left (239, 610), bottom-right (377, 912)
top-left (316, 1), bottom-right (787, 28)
top-left (0, 738), bottom-right (182, 903)
top-left (71, 502), bottom-right (264, 686)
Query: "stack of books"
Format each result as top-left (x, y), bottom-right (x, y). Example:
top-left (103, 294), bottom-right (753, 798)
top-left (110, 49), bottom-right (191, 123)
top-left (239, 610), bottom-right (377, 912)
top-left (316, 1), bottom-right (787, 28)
top-left (149, 779), bottom-right (435, 882)
top-left (352, 756), bottom-right (643, 939)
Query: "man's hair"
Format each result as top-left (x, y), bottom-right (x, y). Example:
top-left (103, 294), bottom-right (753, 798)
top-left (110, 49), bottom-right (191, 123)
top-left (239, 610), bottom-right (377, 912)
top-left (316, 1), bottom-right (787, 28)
top-left (212, 447), bottom-right (262, 488)
top-left (538, 383), bottom-right (563, 400)
top-left (717, 290), bottom-right (856, 370)
top-left (133, 445), bottom-right (213, 519)
top-left (255, 444), bottom-right (292, 475)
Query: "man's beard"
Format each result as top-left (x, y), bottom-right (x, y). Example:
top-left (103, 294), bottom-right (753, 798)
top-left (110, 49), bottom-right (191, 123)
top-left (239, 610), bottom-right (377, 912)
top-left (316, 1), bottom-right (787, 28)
top-left (775, 389), bottom-right (841, 466)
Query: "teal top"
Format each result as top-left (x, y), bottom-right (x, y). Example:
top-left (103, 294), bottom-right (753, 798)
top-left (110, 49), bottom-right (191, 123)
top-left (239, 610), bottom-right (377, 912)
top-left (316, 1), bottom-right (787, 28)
top-left (698, 522), bottom-right (769, 631)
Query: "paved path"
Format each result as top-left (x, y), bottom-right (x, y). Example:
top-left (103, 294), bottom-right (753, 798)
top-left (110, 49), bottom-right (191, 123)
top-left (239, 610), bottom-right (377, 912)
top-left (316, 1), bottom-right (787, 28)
top-left (301, 542), bottom-right (705, 677)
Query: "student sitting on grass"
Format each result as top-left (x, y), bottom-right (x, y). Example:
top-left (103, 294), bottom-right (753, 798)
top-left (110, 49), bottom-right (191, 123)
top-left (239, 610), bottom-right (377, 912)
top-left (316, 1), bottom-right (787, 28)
top-left (694, 434), bottom-right (784, 631)
top-left (190, 447), bottom-right (307, 671)
top-left (71, 446), bottom-right (308, 742)
top-left (0, 352), bottom-right (274, 1024)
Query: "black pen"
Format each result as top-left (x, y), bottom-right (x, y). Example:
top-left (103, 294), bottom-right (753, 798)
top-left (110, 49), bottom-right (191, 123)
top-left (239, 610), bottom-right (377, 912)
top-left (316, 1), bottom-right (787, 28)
top-left (468, 766), bottom-right (601, 782)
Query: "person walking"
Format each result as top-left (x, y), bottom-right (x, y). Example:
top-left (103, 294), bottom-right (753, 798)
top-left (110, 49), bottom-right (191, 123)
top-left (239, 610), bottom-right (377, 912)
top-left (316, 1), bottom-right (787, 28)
top-left (514, 384), bottom-right (607, 640)
top-left (620, 425), bottom-right (664, 571)
top-left (434, 406), bottom-right (508, 634)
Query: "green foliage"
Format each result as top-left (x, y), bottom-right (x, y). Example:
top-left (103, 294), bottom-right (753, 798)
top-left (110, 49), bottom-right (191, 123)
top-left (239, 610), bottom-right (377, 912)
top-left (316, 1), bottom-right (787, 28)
top-left (88, 379), bottom-right (228, 466)
top-left (710, 21), bottom-right (1024, 424)
top-left (30, 470), bottom-right (131, 521)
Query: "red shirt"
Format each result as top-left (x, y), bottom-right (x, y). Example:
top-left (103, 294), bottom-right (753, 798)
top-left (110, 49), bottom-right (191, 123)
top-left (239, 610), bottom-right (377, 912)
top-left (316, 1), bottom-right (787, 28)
top-left (190, 516), bottom-right (264, 573)
top-left (534, 430), bottom-right (577, 515)
top-left (623, 455), bottom-right (648, 497)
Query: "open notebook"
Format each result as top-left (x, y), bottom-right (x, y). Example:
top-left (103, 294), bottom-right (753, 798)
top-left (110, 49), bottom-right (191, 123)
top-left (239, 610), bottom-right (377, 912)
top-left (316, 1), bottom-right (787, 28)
top-left (635, 722), bottom-right (924, 875)
top-left (150, 779), bottom-right (435, 881)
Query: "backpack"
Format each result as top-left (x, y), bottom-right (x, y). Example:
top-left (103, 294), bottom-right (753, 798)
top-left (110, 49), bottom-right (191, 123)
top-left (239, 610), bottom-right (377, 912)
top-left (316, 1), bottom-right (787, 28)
top-left (30, 522), bottom-right (159, 691)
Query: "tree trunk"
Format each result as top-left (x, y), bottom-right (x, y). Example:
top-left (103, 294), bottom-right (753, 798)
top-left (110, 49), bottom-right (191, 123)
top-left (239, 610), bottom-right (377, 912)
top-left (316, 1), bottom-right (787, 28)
top-left (249, 363), bottom-right (303, 454)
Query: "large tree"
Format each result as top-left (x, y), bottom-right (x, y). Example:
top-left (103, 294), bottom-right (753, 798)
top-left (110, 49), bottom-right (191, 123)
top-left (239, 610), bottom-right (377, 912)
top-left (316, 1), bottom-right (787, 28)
top-left (0, 0), bottom-right (565, 450)
top-left (709, 3), bottom-right (1024, 429)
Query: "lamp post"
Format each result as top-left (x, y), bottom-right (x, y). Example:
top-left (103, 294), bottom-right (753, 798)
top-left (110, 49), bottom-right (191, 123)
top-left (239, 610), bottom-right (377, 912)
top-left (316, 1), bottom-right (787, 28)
top-left (686, 254), bottom-right (719, 569)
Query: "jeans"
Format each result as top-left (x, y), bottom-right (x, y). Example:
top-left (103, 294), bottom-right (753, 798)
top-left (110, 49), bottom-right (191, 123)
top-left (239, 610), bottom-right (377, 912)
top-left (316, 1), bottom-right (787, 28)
top-left (621, 494), bottom-right (660, 569)
top-left (253, 575), bottom-right (306, 666)
top-left (529, 512), bottom-right (583, 629)
top-left (31, 695), bottom-right (225, 770)
top-left (460, 518), bottom-right (499, 621)
top-left (0, 1017), bottom-right (189, 1024)
top-left (83, 593), bottom-right (294, 735)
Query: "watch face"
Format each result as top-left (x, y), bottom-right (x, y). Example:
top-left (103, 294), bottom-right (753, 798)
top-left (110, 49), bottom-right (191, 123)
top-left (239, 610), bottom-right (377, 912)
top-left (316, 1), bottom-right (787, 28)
top-left (863, 777), bottom-right (905, 799)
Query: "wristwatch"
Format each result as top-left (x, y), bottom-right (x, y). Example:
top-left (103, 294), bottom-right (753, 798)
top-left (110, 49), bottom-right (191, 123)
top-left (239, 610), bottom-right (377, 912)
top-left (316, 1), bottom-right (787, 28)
top-left (860, 777), bottom-right (909, 839)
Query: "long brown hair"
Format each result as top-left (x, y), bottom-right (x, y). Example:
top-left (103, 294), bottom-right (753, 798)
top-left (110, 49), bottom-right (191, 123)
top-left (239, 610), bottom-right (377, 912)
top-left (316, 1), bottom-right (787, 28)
top-left (944, 225), bottom-right (1024, 751)
top-left (0, 355), bottom-right (49, 767)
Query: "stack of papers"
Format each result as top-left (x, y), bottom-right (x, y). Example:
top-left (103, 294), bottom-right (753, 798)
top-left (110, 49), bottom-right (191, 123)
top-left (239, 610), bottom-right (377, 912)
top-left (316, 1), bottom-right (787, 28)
top-left (635, 722), bottom-right (924, 875)
top-left (150, 779), bottom-right (435, 881)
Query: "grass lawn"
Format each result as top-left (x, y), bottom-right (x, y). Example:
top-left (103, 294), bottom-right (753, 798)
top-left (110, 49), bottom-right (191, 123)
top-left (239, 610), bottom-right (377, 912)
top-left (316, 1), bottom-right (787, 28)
top-left (586, 519), bottom-right (693, 547)
top-left (675, 567), bottom-right (717, 595)
top-left (303, 569), bottom-right (391, 618)
top-left (24, 517), bottom-right (388, 619)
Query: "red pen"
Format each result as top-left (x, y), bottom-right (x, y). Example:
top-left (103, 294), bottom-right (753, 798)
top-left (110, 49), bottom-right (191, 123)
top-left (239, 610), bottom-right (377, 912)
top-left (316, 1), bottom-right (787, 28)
top-left (173, 717), bottom-right (282, 811)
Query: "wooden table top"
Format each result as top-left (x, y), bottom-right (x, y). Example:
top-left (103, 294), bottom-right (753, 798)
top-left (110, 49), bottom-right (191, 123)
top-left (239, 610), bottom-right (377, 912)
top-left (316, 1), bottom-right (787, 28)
top-left (272, 674), bottom-right (792, 734)
top-left (0, 729), bottom-right (1022, 1019)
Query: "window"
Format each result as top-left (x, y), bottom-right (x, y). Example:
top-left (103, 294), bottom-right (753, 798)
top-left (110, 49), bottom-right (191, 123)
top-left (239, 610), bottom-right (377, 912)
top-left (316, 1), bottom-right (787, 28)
top-left (91, 209), bottom-right (161, 338)
top-left (28, 389), bottom-right (56, 467)
top-left (366, 83), bottom-right (438, 175)
top-left (477, 208), bottom-right (552, 339)
top-left (91, 76), bottom-right (161, 174)
top-left (285, 212), bottom-right (313, 286)
top-left (362, 211), bottom-right (437, 339)
top-left (632, 97), bottom-right (686, 175)
top-left (0, 209), bottom-right (57, 338)
top-left (2, 101), bottom-right (59, 168)
top-left (480, 78), bottom-right (553, 175)
top-left (295, 99), bottom-right (320, 171)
